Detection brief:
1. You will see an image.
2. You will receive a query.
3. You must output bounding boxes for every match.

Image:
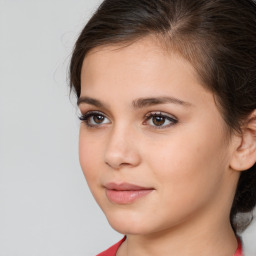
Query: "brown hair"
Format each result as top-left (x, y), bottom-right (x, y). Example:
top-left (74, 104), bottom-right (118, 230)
top-left (69, 0), bottom-right (256, 232)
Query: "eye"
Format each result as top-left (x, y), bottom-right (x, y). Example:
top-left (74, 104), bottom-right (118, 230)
top-left (79, 111), bottom-right (110, 127)
top-left (144, 112), bottom-right (178, 129)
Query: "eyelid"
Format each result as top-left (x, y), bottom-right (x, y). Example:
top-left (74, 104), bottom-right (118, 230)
top-left (144, 111), bottom-right (177, 120)
top-left (79, 106), bottom-right (113, 120)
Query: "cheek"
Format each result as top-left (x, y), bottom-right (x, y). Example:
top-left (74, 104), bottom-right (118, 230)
top-left (79, 130), bottom-right (108, 210)
top-left (144, 123), bottom-right (228, 204)
top-left (79, 130), bottom-right (101, 183)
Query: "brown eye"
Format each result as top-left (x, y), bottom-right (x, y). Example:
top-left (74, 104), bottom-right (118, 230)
top-left (152, 116), bottom-right (165, 126)
top-left (79, 111), bottom-right (111, 127)
top-left (144, 112), bottom-right (178, 129)
top-left (93, 115), bottom-right (105, 124)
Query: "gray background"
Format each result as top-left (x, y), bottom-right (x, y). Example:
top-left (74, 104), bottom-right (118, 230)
top-left (0, 0), bottom-right (255, 255)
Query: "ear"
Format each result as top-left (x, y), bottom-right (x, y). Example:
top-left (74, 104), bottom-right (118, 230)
top-left (229, 109), bottom-right (256, 171)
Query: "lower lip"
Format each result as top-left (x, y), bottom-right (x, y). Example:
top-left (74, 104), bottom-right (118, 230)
top-left (105, 189), bottom-right (153, 204)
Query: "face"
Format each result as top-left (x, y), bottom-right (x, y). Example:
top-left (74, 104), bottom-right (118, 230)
top-left (78, 37), bottom-right (238, 235)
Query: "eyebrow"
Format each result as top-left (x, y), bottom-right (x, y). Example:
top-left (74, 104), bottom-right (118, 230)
top-left (132, 96), bottom-right (192, 108)
top-left (77, 96), bottom-right (193, 108)
top-left (77, 97), bottom-right (105, 108)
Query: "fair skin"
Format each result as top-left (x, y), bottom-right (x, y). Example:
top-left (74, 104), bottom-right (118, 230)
top-left (78, 37), bottom-right (256, 256)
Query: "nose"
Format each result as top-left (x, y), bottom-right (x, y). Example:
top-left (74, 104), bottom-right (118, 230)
top-left (104, 125), bottom-right (141, 170)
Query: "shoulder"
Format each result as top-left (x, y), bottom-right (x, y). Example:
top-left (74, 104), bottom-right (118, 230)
top-left (96, 237), bottom-right (126, 256)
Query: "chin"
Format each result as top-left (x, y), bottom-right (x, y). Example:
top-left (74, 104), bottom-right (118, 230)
top-left (109, 220), bottom-right (150, 235)
top-left (104, 208), bottom-right (161, 235)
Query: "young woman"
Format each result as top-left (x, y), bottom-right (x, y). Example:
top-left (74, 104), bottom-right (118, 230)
top-left (69, 0), bottom-right (256, 255)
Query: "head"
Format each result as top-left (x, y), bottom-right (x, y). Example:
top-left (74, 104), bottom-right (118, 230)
top-left (70, 0), bottom-right (256, 234)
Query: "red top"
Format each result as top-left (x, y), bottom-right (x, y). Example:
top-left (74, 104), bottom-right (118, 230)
top-left (234, 238), bottom-right (243, 256)
top-left (96, 236), bottom-right (243, 256)
top-left (96, 237), bottom-right (126, 256)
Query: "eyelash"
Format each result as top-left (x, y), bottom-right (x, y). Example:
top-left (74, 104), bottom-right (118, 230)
top-left (79, 111), bottom-right (109, 128)
top-left (79, 111), bottom-right (178, 129)
top-left (144, 112), bottom-right (178, 129)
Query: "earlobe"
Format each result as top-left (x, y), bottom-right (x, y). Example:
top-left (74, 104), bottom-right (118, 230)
top-left (229, 109), bottom-right (256, 172)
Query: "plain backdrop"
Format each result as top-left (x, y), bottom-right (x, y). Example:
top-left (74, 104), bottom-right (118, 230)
top-left (0, 0), bottom-right (255, 255)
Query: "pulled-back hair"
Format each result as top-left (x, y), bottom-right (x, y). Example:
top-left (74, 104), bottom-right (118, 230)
top-left (69, 0), bottom-right (256, 232)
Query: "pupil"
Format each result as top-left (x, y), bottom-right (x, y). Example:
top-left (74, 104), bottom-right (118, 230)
top-left (93, 115), bottom-right (104, 124)
top-left (153, 116), bottom-right (165, 126)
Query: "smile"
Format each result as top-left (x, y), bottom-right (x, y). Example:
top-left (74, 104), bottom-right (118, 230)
top-left (104, 183), bottom-right (155, 204)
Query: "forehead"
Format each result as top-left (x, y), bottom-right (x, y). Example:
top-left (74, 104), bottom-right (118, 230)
top-left (82, 37), bottom-right (166, 72)
top-left (81, 36), bottom-right (201, 90)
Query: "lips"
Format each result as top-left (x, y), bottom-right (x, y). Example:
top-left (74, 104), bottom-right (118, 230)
top-left (104, 182), bottom-right (154, 204)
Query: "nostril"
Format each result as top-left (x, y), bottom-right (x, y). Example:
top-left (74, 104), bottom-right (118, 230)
top-left (104, 132), bottom-right (141, 169)
top-left (104, 151), bottom-right (140, 170)
top-left (104, 158), bottom-right (129, 170)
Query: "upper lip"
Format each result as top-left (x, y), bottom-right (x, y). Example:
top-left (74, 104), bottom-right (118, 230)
top-left (104, 182), bottom-right (154, 191)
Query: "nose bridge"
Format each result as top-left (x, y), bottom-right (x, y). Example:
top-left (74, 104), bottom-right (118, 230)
top-left (104, 122), bottom-right (140, 169)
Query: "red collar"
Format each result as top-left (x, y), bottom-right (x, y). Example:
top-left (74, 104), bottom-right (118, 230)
top-left (96, 237), bottom-right (126, 256)
top-left (234, 238), bottom-right (243, 256)
top-left (97, 236), bottom-right (243, 256)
